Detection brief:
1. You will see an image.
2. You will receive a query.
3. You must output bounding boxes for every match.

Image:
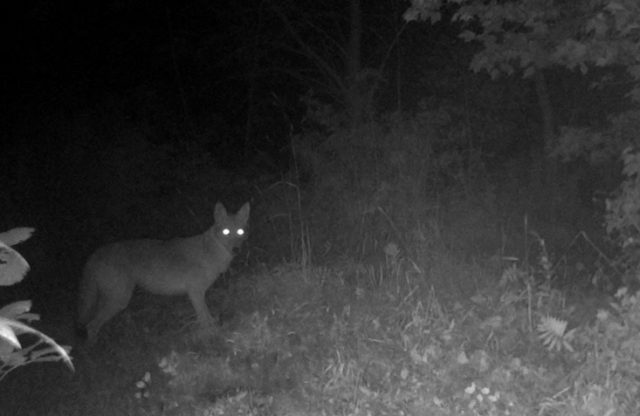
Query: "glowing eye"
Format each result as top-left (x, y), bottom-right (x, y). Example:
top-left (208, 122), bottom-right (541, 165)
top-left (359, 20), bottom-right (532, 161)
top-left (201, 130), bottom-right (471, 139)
top-left (222, 228), bottom-right (230, 236)
top-left (237, 229), bottom-right (245, 236)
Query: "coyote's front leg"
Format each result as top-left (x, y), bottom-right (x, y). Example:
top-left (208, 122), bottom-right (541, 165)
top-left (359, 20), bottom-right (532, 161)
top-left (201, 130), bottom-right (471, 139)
top-left (187, 286), bottom-right (216, 327)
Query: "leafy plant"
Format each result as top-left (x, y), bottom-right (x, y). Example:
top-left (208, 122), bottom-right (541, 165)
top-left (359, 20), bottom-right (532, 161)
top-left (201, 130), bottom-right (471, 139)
top-left (606, 148), bottom-right (640, 244)
top-left (0, 228), bottom-right (73, 382)
top-left (405, 0), bottom-right (640, 89)
top-left (604, 148), bottom-right (640, 287)
top-left (537, 315), bottom-right (575, 353)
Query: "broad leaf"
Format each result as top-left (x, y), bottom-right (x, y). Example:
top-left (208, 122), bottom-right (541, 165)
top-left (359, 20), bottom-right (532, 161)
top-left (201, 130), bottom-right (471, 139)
top-left (0, 228), bottom-right (34, 247)
top-left (0, 317), bottom-right (21, 349)
top-left (0, 242), bottom-right (30, 286)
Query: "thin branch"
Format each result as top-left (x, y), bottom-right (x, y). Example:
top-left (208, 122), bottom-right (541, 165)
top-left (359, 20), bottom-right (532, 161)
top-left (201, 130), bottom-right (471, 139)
top-left (267, 0), bottom-right (347, 95)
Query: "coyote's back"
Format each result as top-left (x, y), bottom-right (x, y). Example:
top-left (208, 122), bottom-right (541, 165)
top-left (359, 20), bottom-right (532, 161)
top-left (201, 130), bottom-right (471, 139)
top-left (77, 202), bottom-right (250, 343)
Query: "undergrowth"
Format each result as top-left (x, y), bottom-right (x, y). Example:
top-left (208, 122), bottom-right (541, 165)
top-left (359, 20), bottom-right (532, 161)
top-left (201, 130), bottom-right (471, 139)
top-left (5, 243), bottom-right (637, 416)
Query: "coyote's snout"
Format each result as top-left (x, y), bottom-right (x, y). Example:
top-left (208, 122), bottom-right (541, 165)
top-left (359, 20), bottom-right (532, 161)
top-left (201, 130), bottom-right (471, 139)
top-left (77, 202), bottom-right (250, 343)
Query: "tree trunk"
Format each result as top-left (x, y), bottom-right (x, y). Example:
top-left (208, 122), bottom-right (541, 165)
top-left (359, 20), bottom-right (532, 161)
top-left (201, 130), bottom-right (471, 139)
top-left (534, 69), bottom-right (554, 145)
top-left (346, 0), bottom-right (364, 125)
top-left (533, 69), bottom-right (560, 219)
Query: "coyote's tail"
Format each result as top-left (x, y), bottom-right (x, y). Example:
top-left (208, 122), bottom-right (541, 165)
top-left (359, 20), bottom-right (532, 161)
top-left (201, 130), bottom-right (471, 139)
top-left (76, 272), bottom-right (98, 337)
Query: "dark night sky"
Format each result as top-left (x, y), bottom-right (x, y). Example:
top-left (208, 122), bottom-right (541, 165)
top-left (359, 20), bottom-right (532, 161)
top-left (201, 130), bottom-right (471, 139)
top-left (9, 2), bottom-right (177, 83)
top-left (5, 2), bottom-right (271, 172)
top-left (8, 2), bottom-right (383, 176)
top-left (6, 2), bottom-right (201, 116)
top-left (2, 1), bottom-right (439, 135)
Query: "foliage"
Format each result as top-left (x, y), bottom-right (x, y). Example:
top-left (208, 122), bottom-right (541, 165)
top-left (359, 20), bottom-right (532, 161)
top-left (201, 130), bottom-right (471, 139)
top-left (4, 240), bottom-right (640, 415)
top-left (405, 0), bottom-right (640, 290)
top-left (555, 287), bottom-right (640, 416)
top-left (0, 228), bottom-right (73, 382)
top-left (551, 110), bottom-right (640, 164)
top-left (142, 236), bottom-right (639, 415)
top-left (464, 236), bottom-right (640, 415)
top-left (606, 147), bottom-right (640, 242)
top-left (295, 102), bottom-right (496, 264)
top-left (404, 0), bottom-right (640, 155)
top-left (537, 315), bottom-right (575, 352)
top-left (405, 0), bottom-right (640, 90)
top-left (603, 147), bottom-right (640, 286)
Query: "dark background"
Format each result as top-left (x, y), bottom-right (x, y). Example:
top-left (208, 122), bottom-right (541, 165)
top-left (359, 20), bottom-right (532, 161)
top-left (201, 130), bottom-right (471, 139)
top-left (1, 0), bottom-right (625, 311)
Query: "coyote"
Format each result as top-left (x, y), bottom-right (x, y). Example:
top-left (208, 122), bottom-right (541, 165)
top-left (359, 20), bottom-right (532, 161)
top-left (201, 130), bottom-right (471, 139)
top-left (77, 202), bottom-right (250, 342)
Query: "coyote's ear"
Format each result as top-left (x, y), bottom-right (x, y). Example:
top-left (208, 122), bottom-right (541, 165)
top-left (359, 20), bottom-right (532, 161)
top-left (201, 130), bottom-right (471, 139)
top-left (237, 203), bottom-right (250, 223)
top-left (214, 202), bottom-right (228, 222)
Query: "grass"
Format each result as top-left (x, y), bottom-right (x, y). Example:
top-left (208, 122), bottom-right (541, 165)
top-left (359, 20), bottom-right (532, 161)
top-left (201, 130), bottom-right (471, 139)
top-left (1, 246), bottom-right (639, 415)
